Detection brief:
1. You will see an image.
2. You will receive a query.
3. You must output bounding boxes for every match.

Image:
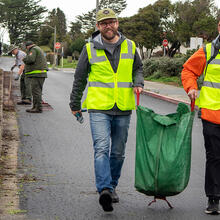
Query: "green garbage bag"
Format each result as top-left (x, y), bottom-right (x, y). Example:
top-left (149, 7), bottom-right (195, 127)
top-left (135, 102), bottom-right (195, 198)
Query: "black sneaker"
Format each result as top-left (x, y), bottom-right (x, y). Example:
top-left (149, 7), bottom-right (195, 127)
top-left (99, 189), bottom-right (113, 212)
top-left (205, 198), bottom-right (220, 215)
top-left (112, 189), bottom-right (119, 203)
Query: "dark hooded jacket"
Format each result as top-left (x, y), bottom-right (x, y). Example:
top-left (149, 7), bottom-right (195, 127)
top-left (69, 31), bottom-right (144, 115)
top-left (23, 45), bottom-right (48, 78)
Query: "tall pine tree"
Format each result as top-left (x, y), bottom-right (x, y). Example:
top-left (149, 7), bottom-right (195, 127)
top-left (47, 8), bottom-right (67, 42)
top-left (38, 7), bottom-right (67, 49)
top-left (1, 0), bottom-right (46, 44)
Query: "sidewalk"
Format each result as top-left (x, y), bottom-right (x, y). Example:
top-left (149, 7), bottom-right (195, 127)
top-left (143, 80), bottom-right (191, 105)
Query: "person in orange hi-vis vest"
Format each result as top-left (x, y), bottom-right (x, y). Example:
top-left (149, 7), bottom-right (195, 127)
top-left (181, 20), bottom-right (220, 215)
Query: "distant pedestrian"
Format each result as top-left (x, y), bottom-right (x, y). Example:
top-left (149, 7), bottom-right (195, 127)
top-left (8, 45), bottom-right (32, 105)
top-left (23, 41), bottom-right (48, 113)
top-left (181, 21), bottom-right (220, 215)
top-left (69, 8), bottom-right (144, 212)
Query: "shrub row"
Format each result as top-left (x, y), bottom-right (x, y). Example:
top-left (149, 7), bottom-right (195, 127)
top-left (142, 56), bottom-right (185, 78)
top-left (142, 49), bottom-right (204, 88)
top-left (142, 49), bottom-right (197, 78)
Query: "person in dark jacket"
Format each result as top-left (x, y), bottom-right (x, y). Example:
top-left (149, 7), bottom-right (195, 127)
top-left (23, 41), bottom-right (48, 113)
top-left (69, 8), bottom-right (144, 212)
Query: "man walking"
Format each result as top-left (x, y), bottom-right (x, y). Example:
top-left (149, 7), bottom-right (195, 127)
top-left (69, 8), bottom-right (144, 212)
top-left (181, 21), bottom-right (220, 214)
top-left (23, 41), bottom-right (48, 113)
top-left (9, 45), bottom-right (32, 105)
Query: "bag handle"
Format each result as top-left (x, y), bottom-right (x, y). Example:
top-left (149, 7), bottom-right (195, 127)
top-left (137, 90), bottom-right (195, 111)
top-left (191, 100), bottom-right (195, 112)
top-left (136, 91), bottom-right (140, 106)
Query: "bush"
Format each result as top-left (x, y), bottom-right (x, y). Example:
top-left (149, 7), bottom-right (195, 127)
top-left (143, 56), bottom-right (185, 78)
top-left (143, 49), bottom-right (205, 88)
top-left (147, 70), bottom-right (163, 80)
top-left (143, 58), bottom-right (160, 77)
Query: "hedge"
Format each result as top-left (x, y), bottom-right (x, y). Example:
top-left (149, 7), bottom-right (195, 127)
top-left (142, 56), bottom-right (186, 78)
top-left (142, 49), bottom-right (203, 88)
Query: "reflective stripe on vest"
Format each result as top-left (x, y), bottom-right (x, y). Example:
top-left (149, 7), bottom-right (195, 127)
top-left (25, 70), bottom-right (47, 75)
top-left (83, 39), bottom-right (136, 110)
top-left (88, 82), bottom-right (133, 88)
top-left (89, 43), bottom-right (107, 64)
top-left (196, 43), bottom-right (220, 110)
top-left (203, 81), bottom-right (220, 89)
top-left (121, 40), bottom-right (134, 59)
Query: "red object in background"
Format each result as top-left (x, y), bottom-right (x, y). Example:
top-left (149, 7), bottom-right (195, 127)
top-left (162, 39), bottom-right (168, 47)
top-left (55, 42), bottom-right (61, 49)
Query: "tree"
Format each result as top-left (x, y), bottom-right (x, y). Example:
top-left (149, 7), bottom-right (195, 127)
top-left (47, 8), bottom-right (67, 42)
top-left (0, 0), bottom-right (46, 44)
top-left (38, 7), bottom-right (67, 47)
top-left (76, 0), bottom-right (127, 32)
top-left (70, 37), bottom-right (85, 57)
top-left (38, 25), bottom-right (53, 46)
top-left (171, 0), bottom-right (219, 45)
top-left (120, 0), bottom-right (220, 58)
top-left (134, 6), bottom-right (162, 58)
top-left (120, 0), bottom-right (172, 58)
top-left (69, 21), bottom-right (83, 40)
top-left (64, 21), bottom-right (85, 57)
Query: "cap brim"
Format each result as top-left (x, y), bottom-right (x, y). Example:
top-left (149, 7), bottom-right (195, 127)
top-left (97, 16), bottom-right (117, 22)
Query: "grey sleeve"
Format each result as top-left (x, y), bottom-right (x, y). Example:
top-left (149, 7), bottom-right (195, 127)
top-left (16, 51), bottom-right (26, 66)
top-left (132, 49), bottom-right (144, 88)
top-left (69, 45), bottom-right (90, 111)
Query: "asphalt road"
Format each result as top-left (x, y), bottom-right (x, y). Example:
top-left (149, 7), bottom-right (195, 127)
top-left (1, 57), bottom-right (219, 220)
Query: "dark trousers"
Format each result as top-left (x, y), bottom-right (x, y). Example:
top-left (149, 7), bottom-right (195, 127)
top-left (20, 73), bottom-right (32, 100)
top-left (29, 77), bottom-right (45, 110)
top-left (202, 119), bottom-right (220, 199)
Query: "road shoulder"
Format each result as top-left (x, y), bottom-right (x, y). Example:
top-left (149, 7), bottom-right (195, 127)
top-left (0, 69), bottom-right (26, 218)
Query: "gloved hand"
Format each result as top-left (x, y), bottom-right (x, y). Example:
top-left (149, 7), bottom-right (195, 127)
top-left (14, 73), bottom-right (20, 81)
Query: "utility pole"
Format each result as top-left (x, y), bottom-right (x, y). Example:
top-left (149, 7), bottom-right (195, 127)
top-left (95, 0), bottom-right (99, 30)
top-left (54, 25), bottom-right (57, 67)
top-left (96, 0), bottom-right (99, 13)
top-left (42, 24), bottom-right (56, 68)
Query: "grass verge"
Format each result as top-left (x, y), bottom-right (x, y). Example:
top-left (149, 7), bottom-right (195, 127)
top-left (145, 76), bottom-right (182, 87)
top-left (48, 58), bottom-right (78, 69)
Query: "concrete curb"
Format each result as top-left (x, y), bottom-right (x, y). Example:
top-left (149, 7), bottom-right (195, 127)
top-left (142, 89), bottom-right (199, 112)
top-left (142, 89), bottom-right (191, 105)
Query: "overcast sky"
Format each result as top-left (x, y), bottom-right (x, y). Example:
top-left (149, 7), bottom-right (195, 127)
top-left (40, 0), bottom-right (220, 25)
top-left (3, 0), bottom-right (220, 44)
top-left (40, 0), bottom-right (151, 24)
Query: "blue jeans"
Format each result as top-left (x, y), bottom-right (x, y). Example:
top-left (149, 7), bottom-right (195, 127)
top-left (89, 113), bottom-right (131, 193)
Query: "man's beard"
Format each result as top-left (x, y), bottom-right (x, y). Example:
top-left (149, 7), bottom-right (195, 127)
top-left (102, 28), bottom-right (118, 41)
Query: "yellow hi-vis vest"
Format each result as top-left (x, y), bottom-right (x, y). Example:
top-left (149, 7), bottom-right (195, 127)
top-left (82, 39), bottom-right (136, 110)
top-left (196, 43), bottom-right (220, 110)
